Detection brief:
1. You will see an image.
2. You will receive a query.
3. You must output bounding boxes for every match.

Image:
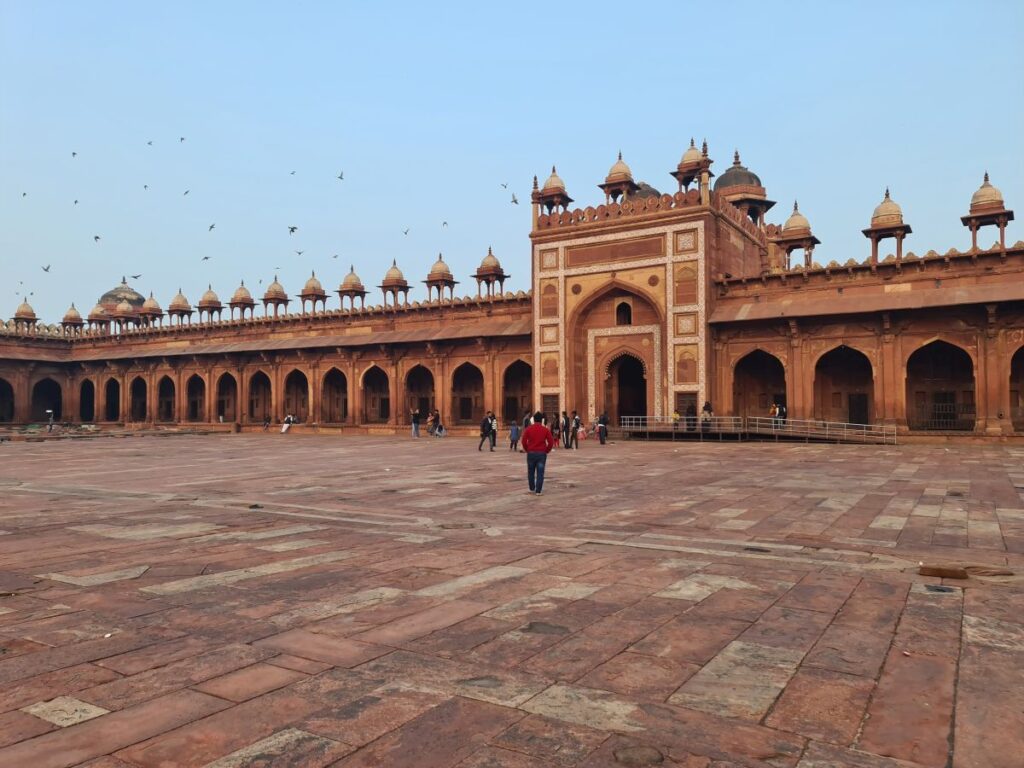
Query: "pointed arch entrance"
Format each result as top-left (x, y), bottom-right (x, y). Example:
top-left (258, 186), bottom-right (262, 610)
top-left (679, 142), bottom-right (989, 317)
top-left (606, 354), bottom-right (647, 424)
top-left (814, 346), bottom-right (874, 424)
top-left (321, 369), bottom-right (348, 423)
top-left (405, 365), bottom-right (434, 419)
top-left (502, 360), bottom-right (532, 423)
top-left (249, 371), bottom-right (272, 423)
top-left (452, 362), bottom-right (484, 424)
top-left (362, 366), bottom-right (390, 423)
top-left (284, 370), bottom-right (309, 422)
top-left (215, 374), bottom-right (235, 422)
top-left (129, 377), bottom-right (147, 421)
top-left (906, 340), bottom-right (975, 431)
top-left (733, 350), bottom-right (786, 419)
top-left (31, 378), bottom-right (63, 421)
top-left (79, 380), bottom-right (95, 422)
top-left (157, 376), bottom-right (175, 422)
top-left (104, 379), bottom-right (121, 421)
top-left (0, 378), bottom-right (14, 422)
top-left (186, 375), bottom-right (206, 422)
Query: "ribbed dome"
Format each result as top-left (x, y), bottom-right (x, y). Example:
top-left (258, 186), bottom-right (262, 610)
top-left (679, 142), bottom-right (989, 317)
top-left (230, 281), bottom-right (254, 304)
top-left (99, 277), bottom-right (145, 310)
top-left (14, 299), bottom-right (36, 321)
top-left (680, 138), bottom-right (702, 165)
top-left (871, 188), bottom-right (904, 227)
top-left (971, 172), bottom-right (1004, 210)
top-left (605, 152), bottom-right (633, 183)
top-left (480, 246), bottom-right (501, 269)
top-left (142, 292), bottom-right (162, 313)
top-left (169, 289), bottom-right (191, 312)
top-left (302, 271), bottom-right (325, 293)
top-left (782, 201), bottom-right (811, 234)
top-left (88, 302), bottom-right (108, 321)
top-left (198, 285), bottom-right (222, 309)
top-left (428, 254), bottom-right (453, 279)
top-left (383, 260), bottom-right (405, 283)
top-left (264, 276), bottom-right (287, 301)
top-left (713, 151), bottom-right (762, 191)
top-left (341, 266), bottom-right (364, 289)
top-left (62, 303), bottom-right (83, 324)
top-left (542, 166), bottom-right (566, 193)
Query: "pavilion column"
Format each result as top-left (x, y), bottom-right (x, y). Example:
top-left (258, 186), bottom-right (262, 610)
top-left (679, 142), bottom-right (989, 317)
top-left (147, 372), bottom-right (157, 423)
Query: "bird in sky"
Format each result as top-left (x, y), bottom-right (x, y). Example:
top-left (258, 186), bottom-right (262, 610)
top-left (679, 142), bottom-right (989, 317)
top-left (22, 192), bottom-right (27, 197)
top-left (403, 228), bottom-right (410, 235)
top-left (208, 223), bottom-right (216, 231)
top-left (41, 265), bottom-right (51, 272)
top-left (72, 152), bottom-right (77, 158)
top-left (337, 171), bottom-right (344, 180)
top-left (130, 273), bottom-right (142, 280)
top-left (147, 140), bottom-right (153, 146)
top-left (442, 221), bottom-right (448, 228)
top-left (295, 250), bottom-right (304, 256)
top-left (143, 184), bottom-right (149, 190)
top-left (332, 254), bottom-right (339, 259)
top-left (500, 182), bottom-right (508, 189)
top-left (180, 137), bottom-right (186, 143)
top-left (288, 226), bottom-right (298, 234)
top-left (201, 256), bottom-right (210, 261)
top-left (183, 189), bottom-right (190, 196)
top-left (511, 194), bottom-right (519, 205)
top-left (73, 200), bottom-right (78, 205)
top-left (93, 235), bottom-right (101, 242)
top-left (290, 171), bottom-right (296, 175)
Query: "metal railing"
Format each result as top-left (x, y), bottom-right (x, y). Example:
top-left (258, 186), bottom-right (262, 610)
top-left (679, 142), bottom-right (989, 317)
top-left (618, 415), bottom-right (897, 444)
top-left (907, 404), bottom-right (976, 432)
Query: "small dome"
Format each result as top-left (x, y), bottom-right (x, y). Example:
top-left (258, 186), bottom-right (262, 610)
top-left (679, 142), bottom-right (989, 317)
top-left (115, 299), bottom-right (134, 315)
top-left (428, 254), bottom-right (453, 279)
top-left (383, 260), bottom-right (405, 283)
top-left (62, 303), bottom-right (83, 324)
top-left (605, 152), bottom-right (633, 183)
top-left (142, 292), bottom-right (162, 313)
top-left (542, 165), bottom-right (566, 193)
top-left (264, 276), bottom-right (287, 301)
top-left (680, 138), bottom-right (702, 165)
top-left (303, 271), bottom-right (324, 293)
top-left (971, 172), bottom-right (1004, 210)
top-left (99, 277), bottom-right (145, 310)
top-left (713, 151), bottom-right (763, 191)
top-left (480, 246), bottom-right (501, 269)
top-left (871, 188), bottom-right (904, 227)
top-left (782, 201), bottom-right (811, 234)
top-left (341, 266), bottom-right (364, 289)
top-left (88, 302), bottom-right (107, 321)
top-left (198, 285), bottom-right (222, 309)
top-left (169, 288), bottom-right (192, 312)
top-left (230, 281), bottom-right (254, 304)
top-left (14, 299), bottom-right (36, 321)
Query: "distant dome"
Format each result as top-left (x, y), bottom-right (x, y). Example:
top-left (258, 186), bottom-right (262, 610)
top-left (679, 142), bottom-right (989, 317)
top-left (141, 292), bottom-right (162, 313)
top-left (782, 201), bottom-right (811, 234)
top-left (542, 166), bottom-right (566, 193)
top-left (428, 254), bottom-right (453, 279)
top-left (383, 260), bottom-right (405, 283)
top-left (169, 289), bottom-right (192, 312)
top-left (264, 276), bottom-right (287, 302)
top-left (633, 181), bottom-right (661, 199)
top-left (198, 285), bottom-right (222, 309)
top-left (14, 299), bottom-right (36, 321)
top-left (713, 151), bottom-right (762, 191)
top-left (871, 188), bottom-right (904, 227)
top-left (680, 138), bottom-right (702, 165)
top-left (480, 246), bottom-right (501, 269)
top-left (88, 302), bottom-right (108, 321)
top-left (302, 271), bottom-right (326, 294)
top-left (341, 266), bottom-right (364, 289)
top-left (62, 303), bottom-right (83, 324)
top-left (99, 277), bottom-right (145, 310)
top-left (971, 172), bottom-right (1004, 210)
top-left (230, 281), bottom-right (254, 304)
top-left (605, 152), bottom-right (632, 183)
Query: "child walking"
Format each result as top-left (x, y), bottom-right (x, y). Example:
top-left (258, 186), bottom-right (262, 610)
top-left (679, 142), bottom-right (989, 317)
top-left (509, 421), bottom-right (521, 452)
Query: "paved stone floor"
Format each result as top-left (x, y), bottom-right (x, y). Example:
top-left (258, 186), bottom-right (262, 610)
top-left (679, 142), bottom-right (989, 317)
top-left (1, 435), bottom-right (1023, 768)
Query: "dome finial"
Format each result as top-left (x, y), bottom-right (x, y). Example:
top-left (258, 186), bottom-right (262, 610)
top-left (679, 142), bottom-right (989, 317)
top-left (984, 171), bottom-right (990, 183)
top-left (793, 200), bottom-right (799, 212)
top-left (617, 150), bottom-right (622, 161)
top-left (532, 175), bottom-right (538, 190)
top-left (701, 139), bottom-right (708, 157)
top-left (488, 245), bottom-right (493, 255)
top-left (392, 258), bottom-right (397, 266)
top-left (733, 150), bottom-right (741, 166)
top-left (884, 187), bottom-right (891, 200)
top-left (311, 270), bottom-right (316, 277)
top-left (122, 275), bottom-right (127, 284)
top-left (551, 165), bottom-right (557, 174)
top-left (689, 137), bottom-right (695, 148)
top-left (350, 264), bottom-right (355, 272)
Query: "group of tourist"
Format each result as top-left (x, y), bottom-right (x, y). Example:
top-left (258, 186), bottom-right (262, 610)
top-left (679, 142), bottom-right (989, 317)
top-left (410, 408), bottom-right (447, 438)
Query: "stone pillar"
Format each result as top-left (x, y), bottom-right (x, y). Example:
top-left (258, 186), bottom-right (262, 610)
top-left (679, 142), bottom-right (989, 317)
top-left (388, 361), bottom-right (400, 427)
top-left (887, 337), bottom-right (905, 429)
top-left (13, 374), bottom-right (30, 423)
top-left (239, 369), bottom-right (249, 425)
top-left (65, 372), bottom-right (78, 423)
top-left (981, 330), bottom-right (1011, 435)
top-left (790, 340), bottom-right (808, 421)
top-left (307, 364), bottom-right (318, 426)
top-left (353, 364), bottom-right (365, 426)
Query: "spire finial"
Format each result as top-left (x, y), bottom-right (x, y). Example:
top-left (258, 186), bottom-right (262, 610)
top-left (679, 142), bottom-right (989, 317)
top-left (793, 200), bottom-right (799, 212)
top-left (689, 137), bottom-right (695, 148)
top-left (551, 165), bottom-right (557, 174)
top-left (532, 175), bottom-right (538, 189)
top-left (984, 171), bottom-right (990, 183)
top-left (122, 275), bottom-right (127, 283)
top-left (392, 258), bottom-right (397, 266)
top-left (488, 245), bottom-right (493, 255)
top-left (208, 283), bottom-right (212, 290)
top-left (617, 150), bottom-right (622, 161)
top-left (733, 150), bottom-right (741, 165)
top-left (701, 139), bottom-right (708, 156)
top-left (884, 187), bottom-right (890, 200)
top-left (349, 264), bottom-right (354, 272)
top-left (241, 279), bottom-right (245, 286)
top-left (311, 270), bottom-right (316, 277)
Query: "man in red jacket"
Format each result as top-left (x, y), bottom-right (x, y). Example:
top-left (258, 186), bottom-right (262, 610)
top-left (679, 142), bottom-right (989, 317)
top-left (521, 411), bottom-right (555, 495)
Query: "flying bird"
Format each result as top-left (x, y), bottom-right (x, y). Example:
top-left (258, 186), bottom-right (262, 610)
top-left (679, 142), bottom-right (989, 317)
top-left (41, 265), bottom-right (51, 272)
top-left (442, 221), bottom-right (448, 228)
top-left (208, 223), bottom-right (216, 231)
top-left (130, 274), bottom-right (142, 280)
top-left (73, 200), bottom-right (78, 205)
top-left (183, 189), bottom-right (190, 196)
top-left (93, 235), bottom-right (101, 242)
top-left (201, 256), bottom-right (210, 261)
top-left (332, 254), bottom-right (339, 259)
top-left (143, 184), bottom-right (149, 190)
top-left (511, 194), bottom-right (519, 205)
top-left (337, 171), bottom-right (344, 180)
top-left (295, 250), bottom-right (304, 256)
top-left (72, 152), bottom-right (77, 158)
top-left (402, 228), bottom-right (410, 235)
top-left (288, 226), bottom-right (298, 234)
top-left (500, 183), bottom-right (508, 189)
top-left (179, 137), bottom-right (186, 143)
top-left (290, 171), bottom-right (296, 175)
top-left (147, 140), bottom-right (153, 146)
top-left (22, 192), bottom-right (27, 197)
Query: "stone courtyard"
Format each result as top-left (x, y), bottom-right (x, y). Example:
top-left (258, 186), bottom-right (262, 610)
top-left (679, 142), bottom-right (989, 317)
top-left (0, 434), bottom-right (1022, 768)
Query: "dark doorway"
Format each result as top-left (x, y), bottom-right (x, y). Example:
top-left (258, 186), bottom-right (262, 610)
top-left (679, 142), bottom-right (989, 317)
top-left (906, 341), bottom-right (975, 430)
top-left (502, 360), bottom-right (532, 424)
top-left (814, 346), bottom-right (873, 424)
top-left (249, 371), bottom-right (272, 422)
top-left (187, 375), bottom-right (207, 422)
top-left (607, 354), bottom-right (647, 423)
top-left (321, 369), bottom-right (348, 423)
top-left (129, 377), bottom-right (147, 421)
top-left (0, 378), bottom-right (14, 422)
top-left (451, 363), bottom-right (484, 424)
top-left (733, 350), bottom-right (786, 419)
top-left (405, 365), bottom-right (434, 422)
top-left (363, 366), bottom-right (390, 423)
top-left (31, 378), bottom-right (63, 421)
top-left (1011, 347), bottom-right (1024, 432)
top-left (215, 374), bottom-right (234, 422)
top-left (79, 380), bottom-right (95, 422)
top-left (849, 393), bottom-right (869, 426)
top-left (157, 376), bottom-right (175, 422)
top-left (284, 370), bottom-right (309, 422)
top-left (104, 379), bottom-right (121, 421)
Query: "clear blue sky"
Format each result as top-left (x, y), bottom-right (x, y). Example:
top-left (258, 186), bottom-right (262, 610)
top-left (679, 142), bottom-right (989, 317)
top-left (2, 1), bottom-right (1022, 322)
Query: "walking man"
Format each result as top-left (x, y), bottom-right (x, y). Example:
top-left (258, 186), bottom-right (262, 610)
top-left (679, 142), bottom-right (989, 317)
top-left (568, 410), bottom-right (581, 449)
top-left (597, 411), bottom-right (609, 445)
top-left (411, 408), bottom-right (421, 438)
top-left (522, 411), bottom-right (555, 495)
top-left (478, 411), bottom-right (495, 451)
top-left (489, 411), bottom-right (498, 450)
top-left (561, 411), bottom-right (571, 449)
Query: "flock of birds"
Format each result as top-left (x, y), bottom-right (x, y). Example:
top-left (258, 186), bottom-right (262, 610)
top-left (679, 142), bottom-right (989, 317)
top-left (15, 136), bottom-right (524, 303)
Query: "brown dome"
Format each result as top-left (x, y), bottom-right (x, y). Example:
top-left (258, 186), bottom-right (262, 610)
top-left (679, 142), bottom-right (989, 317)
top-left (542, 166), bottom-right (566, 193)
top-left (480, 246), bottom-right (501, 270)
top-left (230, 281), bottom-right (254, 305)
top-left (605, 152), bottom-right (633, 183)
top-left (264, 276), bottom-right (287, 302)
top-left (871, 188), bottom-right (903, 227)
top-left (168, 289), bottom-right (192, 313)
top-left (62, 303), bottom-right (84, 324)
top-left (14, 299), bottom-right (36, 321)
top-left (301, 271), bottom-right (326, 296)
top-left (428, 254), bottom-right (453, 280)
top-left (88, 302), bottom-right (108, 321)
top-left (198, 285), bottom-right (222, 310)
top-left (341, 266), bottom-right (364, 289)
top-left (99, 277), bottom-right (145, 311)
top-left (140, 292), bottom-right (162, 315)
top-left (971, 172), bottom-right (1004, 211)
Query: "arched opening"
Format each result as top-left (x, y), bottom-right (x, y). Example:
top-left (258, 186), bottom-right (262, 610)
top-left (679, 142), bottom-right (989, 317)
top-left (79, 380), bottom-right (95, 422)
top-left (606, 354), bottom-right (647, 424)
top-left (284, 370), bottom-right (309, 422)
top-left (104, 379), bottom-right (121, 421)
top-left (31, 378), bottom-right (62, 421)
top-left (249, 371), bottom-right (272, 423)
top-left (502, 360), bottom-right (532, 423)
top-left (129, 377), bottom-right (147, 422)
top-left (362, 366), bottom-right (390, 423)
top-left (1012, 347), bottom-right (1024, 432)
top-left (0, 378), bottom-right (14, 422)
top-left (814, 346), bottom-right (874, 424)
top-left (321, 369), bottom-right (348, 423)
top-left (906, 340), bottom-right (976, 431)
top-left (452, 362), bottom-right (484, 424)
top-left (615, 302), bottom-right (633, 326)
top-left (215, 374), bottom-right (235, 422)
top-left (405, 365), bottom-right (434, 420)
top-left (733, 350), bottom-right (786, 419)
top-left (187, 375), bottom-right (207, 422)
top-left (157, 376), bottom-right (175, 422)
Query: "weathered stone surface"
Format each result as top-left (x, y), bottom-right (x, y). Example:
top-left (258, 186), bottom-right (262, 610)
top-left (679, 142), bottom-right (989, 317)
top-left (21, 696), bottom-right (109, 726)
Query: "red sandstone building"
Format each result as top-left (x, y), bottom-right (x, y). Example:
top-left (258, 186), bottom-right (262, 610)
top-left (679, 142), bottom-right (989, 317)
top-left (2, 143), bottom-right (1021, 436)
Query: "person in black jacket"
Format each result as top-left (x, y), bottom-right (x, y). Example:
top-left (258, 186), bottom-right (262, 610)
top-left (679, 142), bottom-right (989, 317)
top-left (561, 411), bottom-right (571, 449)
top-left (597, 411), bottom-right (609, 445)
top-left (478, 411), bottom-right (495, 451)
top-left (567, 410), bottom-right (581, 449)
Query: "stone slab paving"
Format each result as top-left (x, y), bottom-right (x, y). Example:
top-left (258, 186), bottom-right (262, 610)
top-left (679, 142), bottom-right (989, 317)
top-left (0, 435), bottom-right (1022, 767)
